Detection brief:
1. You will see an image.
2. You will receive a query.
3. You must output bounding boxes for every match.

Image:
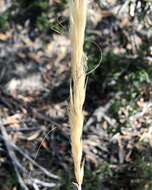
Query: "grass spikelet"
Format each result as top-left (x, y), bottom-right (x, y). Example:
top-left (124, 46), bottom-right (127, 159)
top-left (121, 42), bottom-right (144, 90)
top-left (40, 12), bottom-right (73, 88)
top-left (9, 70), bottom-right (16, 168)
top-left (69, 0), bottom-right (88, 189)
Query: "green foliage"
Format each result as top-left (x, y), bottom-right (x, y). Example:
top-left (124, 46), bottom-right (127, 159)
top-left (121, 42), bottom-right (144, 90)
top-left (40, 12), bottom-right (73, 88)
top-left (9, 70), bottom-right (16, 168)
top-left (36, 13), bottom-right (50, 32)
top-left (83, 167), bottom-right (101, 189)
top-left (128, 70), bottom-right (150, 87)
top-left (0, 13), bottom-right (9, 30)
top-left (13, 0), bottom-right (49, 10)
top-left (10, 0), bottom-right (67, 32)
top-left (60, 160), bottom-right (152, 190)
top-left (12, 0), bottom-right (49, 28)
top-left (99, 160), bottom-right (152, 190)
top-left (86, 48), bottom-right (152, 134)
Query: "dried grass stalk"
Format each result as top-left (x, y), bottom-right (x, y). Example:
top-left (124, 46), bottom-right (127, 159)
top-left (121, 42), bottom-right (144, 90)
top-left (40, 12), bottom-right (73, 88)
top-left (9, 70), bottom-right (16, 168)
top-left (69, 0), bottom-right (88, 189)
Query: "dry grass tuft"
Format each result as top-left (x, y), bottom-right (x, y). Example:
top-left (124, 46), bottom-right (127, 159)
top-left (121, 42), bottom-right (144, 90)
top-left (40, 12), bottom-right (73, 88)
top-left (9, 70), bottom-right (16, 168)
top-left (69, 0), bottom-right (88, 189)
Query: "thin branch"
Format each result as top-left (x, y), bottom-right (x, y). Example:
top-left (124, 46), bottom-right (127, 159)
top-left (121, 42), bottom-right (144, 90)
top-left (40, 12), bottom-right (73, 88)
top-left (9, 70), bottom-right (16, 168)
top-left (11, 142), bottom-right (60, 180)
top-left (0, 121), bottom-right (28, 190)
top-left (0, 133), bottom-right (60, 180)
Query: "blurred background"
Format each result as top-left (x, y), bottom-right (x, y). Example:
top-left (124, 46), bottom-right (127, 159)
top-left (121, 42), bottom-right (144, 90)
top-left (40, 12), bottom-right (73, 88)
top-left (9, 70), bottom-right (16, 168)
top-left (0, 0), bottom-right (152, 189)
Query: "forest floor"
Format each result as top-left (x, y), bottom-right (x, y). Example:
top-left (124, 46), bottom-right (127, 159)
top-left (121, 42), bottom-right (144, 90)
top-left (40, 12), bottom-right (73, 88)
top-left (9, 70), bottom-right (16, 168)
top-left (0, 1), bottom-right (152, 190)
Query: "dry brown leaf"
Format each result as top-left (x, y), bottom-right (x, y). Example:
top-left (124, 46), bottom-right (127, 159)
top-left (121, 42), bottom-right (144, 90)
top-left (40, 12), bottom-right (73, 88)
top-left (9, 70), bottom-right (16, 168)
top-left (3, 114), bottom-right (22, 126)
top-left (0, 33), bottom-right (10, 41)
top-left (41, 139), bottom-right (49, 150)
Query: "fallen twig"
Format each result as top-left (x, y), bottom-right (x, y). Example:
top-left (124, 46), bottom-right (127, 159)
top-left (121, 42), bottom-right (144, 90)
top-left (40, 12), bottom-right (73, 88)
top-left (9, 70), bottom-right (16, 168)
top-left (26, 178), bottom-right (58, 188)
top-left (0, 121), bottom-right (29, 190)
top-left (0, 129), bottom-right (59, 179)
top-left (129, 102), bottom-right (152, 122)
top-left (85, 94), bottom-right (119, 130)
top-left (11, 142), bottom-right (60, 180)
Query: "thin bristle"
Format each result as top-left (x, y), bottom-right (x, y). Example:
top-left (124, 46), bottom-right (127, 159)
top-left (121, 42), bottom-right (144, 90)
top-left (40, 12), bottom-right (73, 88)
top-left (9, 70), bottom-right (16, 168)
top-left (69, 0), bottom-right (88, 189)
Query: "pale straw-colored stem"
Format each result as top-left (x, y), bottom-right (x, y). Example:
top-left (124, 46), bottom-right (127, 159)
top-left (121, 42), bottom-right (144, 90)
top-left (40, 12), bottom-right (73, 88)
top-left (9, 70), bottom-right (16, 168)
top-left (69, 0), bottom-right (88, 189)
top-left (78, 185), bottom-right (82, 190)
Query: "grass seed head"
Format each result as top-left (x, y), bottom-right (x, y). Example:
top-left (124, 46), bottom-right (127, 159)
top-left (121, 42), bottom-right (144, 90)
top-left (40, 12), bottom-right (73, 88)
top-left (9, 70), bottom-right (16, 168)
top-left (69, 0), bottom-right (88, 189)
